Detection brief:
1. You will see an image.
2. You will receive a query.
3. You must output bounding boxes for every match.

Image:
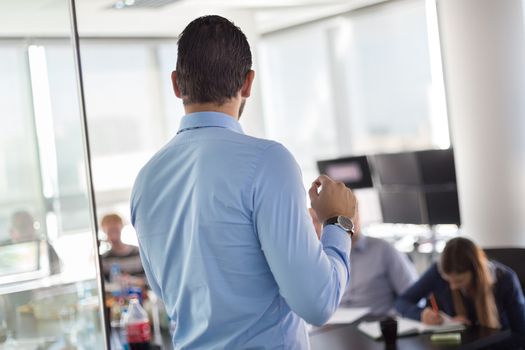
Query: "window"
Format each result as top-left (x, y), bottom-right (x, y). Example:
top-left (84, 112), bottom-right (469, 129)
top-left (79, 41), bottom-right (183, 218)
top-left (0, 45), bottom-right (45, 240)
top-left (259, 0), bottom-right (449, 189)
top-left (259, 22), bottom-right (340, 189)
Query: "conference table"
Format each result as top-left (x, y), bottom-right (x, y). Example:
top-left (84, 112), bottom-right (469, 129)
top-left (309, 322), bottom-right (511, 350)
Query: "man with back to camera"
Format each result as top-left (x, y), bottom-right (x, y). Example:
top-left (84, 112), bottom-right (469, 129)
top-left (131, 15), bottom-right (357, 349)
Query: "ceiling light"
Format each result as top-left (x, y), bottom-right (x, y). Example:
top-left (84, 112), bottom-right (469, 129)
top-left (111, 0), bottom-right (181, 9)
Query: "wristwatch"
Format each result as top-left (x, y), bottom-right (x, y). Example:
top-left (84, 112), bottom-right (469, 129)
top-left (323, 216), bottom-right (355, 237)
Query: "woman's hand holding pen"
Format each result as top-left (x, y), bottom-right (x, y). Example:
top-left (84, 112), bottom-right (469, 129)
top-left (421, 294), bottom-right (443, 325)
top-left (421, 307), bottom-right (444, 325)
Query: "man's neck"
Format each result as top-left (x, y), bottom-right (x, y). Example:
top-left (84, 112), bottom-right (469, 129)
top-left (184, 101), bottom-right (240, 120)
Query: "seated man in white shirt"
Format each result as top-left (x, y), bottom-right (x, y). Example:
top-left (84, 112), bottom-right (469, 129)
top-left (310, 204), bottom-right (418, 316)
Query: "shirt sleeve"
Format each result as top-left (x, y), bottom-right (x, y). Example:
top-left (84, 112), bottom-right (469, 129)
top-left (386, 245), bottom-right (418, 296)
top-left (136, 233), bottom-right (163, 301)
top-left (395, 263), bottom-right (441, 320)
top-left (251, 143), bottom-right (351, 326)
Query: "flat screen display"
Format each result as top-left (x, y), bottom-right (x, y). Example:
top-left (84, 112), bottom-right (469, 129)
top-left (425, 188), bottom-right (461, 225)
top-left (372, 148), bottom-right (456, 187)
top-left (379, 188), bottom-right (460, 225)
top-left (371, 152), bottom-right (421, 186)
top-left (0, 240), bottom-right (40, 277)
top-left (378, 189), bottom-right (425, 224)
top-left (317, 156), bottom-right (373, 189)
top-left (416, 148), bottom-right (456, 186)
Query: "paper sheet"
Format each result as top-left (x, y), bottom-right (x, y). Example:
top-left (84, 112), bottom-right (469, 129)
top-left (327, 307), bottom-right (371, 324)
top-left (358, 315), bottom-right (465, 339)
top-left (420, 312), bottom-right (465, 333)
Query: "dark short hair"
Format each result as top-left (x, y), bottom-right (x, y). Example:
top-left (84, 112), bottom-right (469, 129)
top-left (176, 15), bottom-right (252, 105)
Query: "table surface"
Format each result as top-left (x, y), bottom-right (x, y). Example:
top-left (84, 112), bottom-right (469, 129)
top-left (309, 323), bottom-right (511, 350)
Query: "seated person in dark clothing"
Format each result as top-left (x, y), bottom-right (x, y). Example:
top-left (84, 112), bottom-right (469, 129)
top-left (9, 210), bottom-right (61, 274)
top-left (100, 213), bottom-right (146, 288)
top-left (396, 237), bottom-right (525, 348)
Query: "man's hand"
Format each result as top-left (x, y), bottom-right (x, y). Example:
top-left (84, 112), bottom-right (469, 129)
top-left (421, 307), bottom-right (444, 325)
top-left (308, 175), bottom-right (356, 224)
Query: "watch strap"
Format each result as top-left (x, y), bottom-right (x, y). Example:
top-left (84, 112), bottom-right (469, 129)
top-left (323, 216), bottom-right (354, 237)
top-left (324, 216), bottom-right (339, 226)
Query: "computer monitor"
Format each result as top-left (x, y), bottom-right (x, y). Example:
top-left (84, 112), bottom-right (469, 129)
top-left (0, 240), bottom-right (48, 284)
top-left (372, 148), bottom-right (460, 225)
top-left (425, 188), bottom-right (461, 225)
top-left (370, 152), bottom-right (420, 186)
top-left (318, 150), bottom-right (460, 225)
top-left (0, 240), bottom-right (40, 276)
top-left (317, 156), bottom-right (373, 189)
top-left (378, 189), bottom-right (426, 224)
top-left (379, 187), bottom-right (460, 225)
top-left (372, 148), bottom-right (456, 187)
top-left (416, 149), bottom-right (456, 186)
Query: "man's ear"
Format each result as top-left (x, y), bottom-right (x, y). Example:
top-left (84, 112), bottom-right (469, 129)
top-left (172, 70), bottom-right (182, 98)
top-left (240, 70), bottom-right (255, 98)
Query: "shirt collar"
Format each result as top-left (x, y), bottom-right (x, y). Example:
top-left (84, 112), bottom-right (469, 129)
top-left (353, 234), bottom-right (368, 251)
top-left (178, 111), bottom-right (244, 135)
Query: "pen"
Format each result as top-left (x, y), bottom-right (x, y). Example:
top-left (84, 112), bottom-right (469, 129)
top-left (430, 294), bottom-right (439, 314)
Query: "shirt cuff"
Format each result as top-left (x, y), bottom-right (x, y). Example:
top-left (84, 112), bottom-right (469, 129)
top-left (320, 224), bottom-right (352, 257)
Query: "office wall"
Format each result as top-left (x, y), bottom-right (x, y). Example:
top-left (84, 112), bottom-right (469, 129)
top-left (438, 0), bottom-right (525, 247)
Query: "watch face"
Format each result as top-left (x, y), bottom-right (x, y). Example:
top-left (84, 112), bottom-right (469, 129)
top-left (337, 216), bottom-right (354, 231)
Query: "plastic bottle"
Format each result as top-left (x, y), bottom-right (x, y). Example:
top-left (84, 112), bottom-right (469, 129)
top-left (110, 297), bottom-right (122, 327)
top-left (110, 263), bottom-right (122, 286)
top-left (126, 297), bottom-right (151, 350)
top-left (111, 263), bottom-right (127, 292)
top-left (120, 307), bottom-right (130, 350)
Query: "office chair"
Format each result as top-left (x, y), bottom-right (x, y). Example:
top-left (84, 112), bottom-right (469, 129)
top-left (483, 248), bottom-right (525, 293)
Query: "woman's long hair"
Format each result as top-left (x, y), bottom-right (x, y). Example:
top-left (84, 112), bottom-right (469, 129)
top-left (440, 237), bottom-right (500, 329)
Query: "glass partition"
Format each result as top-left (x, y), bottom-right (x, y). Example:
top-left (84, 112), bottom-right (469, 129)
top-left (0, 1), bottom-right (105, 348)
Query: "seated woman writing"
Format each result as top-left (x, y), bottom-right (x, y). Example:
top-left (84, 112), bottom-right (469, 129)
top-left (396, 237), bottom-right (525, 348)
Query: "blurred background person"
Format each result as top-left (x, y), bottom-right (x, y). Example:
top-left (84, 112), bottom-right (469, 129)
top-left (9, 211), bottom-right (39, 243)
top-left (100, 213), bottom-right (146, 288)
top-left (8, 210), bottom-right (61, 275)
top-left (310, 204), bottom-right (418, 316)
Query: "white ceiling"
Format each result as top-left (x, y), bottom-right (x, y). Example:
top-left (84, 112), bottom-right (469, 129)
top-left (0, 0), bottom-right (384, 37)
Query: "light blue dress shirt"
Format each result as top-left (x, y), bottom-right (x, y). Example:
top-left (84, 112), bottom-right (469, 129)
top-left (130, 112), bottom-right (351, 349)
top-left (340, 235), bottom-right (418, 316)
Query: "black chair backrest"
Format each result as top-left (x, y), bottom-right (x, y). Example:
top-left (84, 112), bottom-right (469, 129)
top-left (483, 248), bottom-right (525, 293)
